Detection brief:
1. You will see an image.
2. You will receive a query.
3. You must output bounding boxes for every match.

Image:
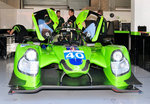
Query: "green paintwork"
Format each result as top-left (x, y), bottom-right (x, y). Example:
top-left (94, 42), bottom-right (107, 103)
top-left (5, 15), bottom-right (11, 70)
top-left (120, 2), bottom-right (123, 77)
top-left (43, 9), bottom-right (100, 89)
top-left (101, 45), bottom-right (131, 89)
top-left (14, 44), bottom-right (41, 89)
top-left (114, 31), bottom-right (130, 34)
top-left (47, 8), bottom-right (59, 30)
top-left (114, 31), bottom-right (150, 36)
top-left (131, 32), bottom-right (141, 36)
top-left (131, 32), bottom-right (150, 36)
top-left (13, 26), bottom-right (21, 32)
top-left (13, 42), bottom-right (131, 89)
top-left (92, 16), bottom-right (104, 42)
top-left (32, 14), bottom-right (45, 41)
top-left (75, 10), bottom-right (104, 42)
top-left (10, 9), bottom-right (134, 91)
top-left (76, 10), bottom-right (89, 30)
top-left (27, 29), bottom-right (35, 32)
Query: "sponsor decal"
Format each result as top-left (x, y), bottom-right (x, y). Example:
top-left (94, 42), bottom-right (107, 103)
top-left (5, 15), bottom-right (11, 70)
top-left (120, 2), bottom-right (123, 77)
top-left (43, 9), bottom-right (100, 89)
top-left (64, 46), bottom-right (86, 65)
top-left (20, 44), bottom-right (29, 47)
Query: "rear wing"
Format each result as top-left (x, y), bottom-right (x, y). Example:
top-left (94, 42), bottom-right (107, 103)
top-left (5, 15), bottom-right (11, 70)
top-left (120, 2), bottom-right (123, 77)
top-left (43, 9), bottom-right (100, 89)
top-left (32, 9), bottom-right (59, 41)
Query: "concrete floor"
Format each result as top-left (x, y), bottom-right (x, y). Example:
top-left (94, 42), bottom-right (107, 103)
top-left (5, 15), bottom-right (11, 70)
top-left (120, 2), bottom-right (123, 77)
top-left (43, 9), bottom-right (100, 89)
top-left (0, 58), bottom-right (150, 104)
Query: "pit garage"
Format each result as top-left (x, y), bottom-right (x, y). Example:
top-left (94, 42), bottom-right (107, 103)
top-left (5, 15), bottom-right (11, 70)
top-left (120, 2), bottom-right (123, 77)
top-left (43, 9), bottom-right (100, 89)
top-left (0, 0), bottom-right (150, 104)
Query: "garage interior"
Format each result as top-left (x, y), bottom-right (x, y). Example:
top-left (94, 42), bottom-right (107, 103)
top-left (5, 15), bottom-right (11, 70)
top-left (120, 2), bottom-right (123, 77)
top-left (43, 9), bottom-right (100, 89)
top-left (0, 0), bottom-right (150, 104)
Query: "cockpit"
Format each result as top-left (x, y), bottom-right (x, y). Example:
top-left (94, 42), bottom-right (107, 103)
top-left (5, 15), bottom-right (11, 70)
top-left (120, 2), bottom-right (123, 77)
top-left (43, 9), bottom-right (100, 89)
top-left (32, 9), bottom-right (107, 46)
top-left (52, 28), bottom-right (84, 46)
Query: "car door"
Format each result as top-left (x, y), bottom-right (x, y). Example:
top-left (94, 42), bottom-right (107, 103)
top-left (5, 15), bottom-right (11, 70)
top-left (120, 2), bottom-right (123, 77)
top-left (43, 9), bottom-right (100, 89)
top-left (76, 10), bottom-right (107, 42)
top-left (32, 9), bottom-right (59, 41)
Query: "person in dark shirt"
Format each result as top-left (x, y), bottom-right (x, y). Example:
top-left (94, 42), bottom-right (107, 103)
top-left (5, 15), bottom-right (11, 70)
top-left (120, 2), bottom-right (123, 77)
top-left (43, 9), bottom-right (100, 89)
top-left (67, 9), bottom-right (76, 27)
top-left (97, 9), bottom-right (103, 15)
top-left (44, 15), bottom-right (53, 30)
top-left (7, 24), bottom-right (28, 43)
top-left (43, 8), bottom-right (55, 30)
top-left (56, 10), bottom-right (65, 27)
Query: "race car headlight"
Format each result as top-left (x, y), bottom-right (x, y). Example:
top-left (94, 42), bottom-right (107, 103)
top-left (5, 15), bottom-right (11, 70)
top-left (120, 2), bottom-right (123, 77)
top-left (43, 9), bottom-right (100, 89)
top-left (25, 49), bottom-right (37, 61)
top-left (111, 50), bottom-right (130, 76)
top-left (112, 50), bottom-right (123, 62)
top-left (18, 49), bottom-right (39, 76)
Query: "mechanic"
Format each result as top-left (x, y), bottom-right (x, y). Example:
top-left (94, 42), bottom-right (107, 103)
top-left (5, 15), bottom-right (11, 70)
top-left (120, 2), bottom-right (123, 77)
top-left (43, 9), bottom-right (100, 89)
top-left (7, 24), bottom-right (28, 43)
top-left (40, 8), bottom-right (55, 32)
top-left (44, 15), bottom-right (54, 30)
top-left (56, 10), bottom-right (65, 27)
top-left (67, 9), bottom-right (76, 27)
top-left (97, 9), bottom-right (103, 15)
top-left (38, 9), bottom-right (54, 39)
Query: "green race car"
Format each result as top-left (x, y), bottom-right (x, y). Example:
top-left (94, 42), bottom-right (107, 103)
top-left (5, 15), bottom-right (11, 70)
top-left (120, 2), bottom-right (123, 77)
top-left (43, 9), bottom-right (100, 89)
top-left (9, 9), bottom-right (142, 94)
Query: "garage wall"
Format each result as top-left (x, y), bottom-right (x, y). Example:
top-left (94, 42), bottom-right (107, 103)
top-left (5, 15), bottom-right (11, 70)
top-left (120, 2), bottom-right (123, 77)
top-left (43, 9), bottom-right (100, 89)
top-left (0, 9), bottom-right (17, 29)
top-left (0, 0), bottom-right (20, 8)
top-left (23, 0), bottom-right (89, 10)
top-left (16, 9), bottom-right (131, 29)
top-left (24, 0), bottom-right (67, 5)
top-left (0, 1), bottom-right (17, 29)
top-left (68, 0), bottom-right (89, 10)
top-left (115, 0), bottom-right (131, 8)
top-left (89, 0), bottom-right (131, 11)
top-left (109, 0), bottom-right (131, 11)
top-left (17, 9), bottom-right (34, 29)
top-left (0, 7), bottom-right (131, 29)
top-left (131, 0), bottom-right (150, 32)
top-left (104, 11), bottom-right (131, 23)
top-left (0, 1), bottom-right (14, 9)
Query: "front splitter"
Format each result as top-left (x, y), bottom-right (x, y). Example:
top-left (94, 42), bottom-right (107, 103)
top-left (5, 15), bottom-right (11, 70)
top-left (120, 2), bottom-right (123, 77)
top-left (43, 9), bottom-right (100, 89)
top-left (9, 85), bottom-right (142, 94)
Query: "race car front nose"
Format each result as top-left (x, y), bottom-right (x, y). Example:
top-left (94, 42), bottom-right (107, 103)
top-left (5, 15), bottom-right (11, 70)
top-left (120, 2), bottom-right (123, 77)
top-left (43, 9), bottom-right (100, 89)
top-left (60, 60), bottom-right (73, 71)
top-left (60, 60), bottom-right (90, 72)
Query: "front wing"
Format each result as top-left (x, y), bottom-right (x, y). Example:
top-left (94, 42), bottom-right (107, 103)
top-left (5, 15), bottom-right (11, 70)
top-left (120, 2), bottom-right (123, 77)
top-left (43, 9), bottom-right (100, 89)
top-left (9, 67), bottom-right (142, 94)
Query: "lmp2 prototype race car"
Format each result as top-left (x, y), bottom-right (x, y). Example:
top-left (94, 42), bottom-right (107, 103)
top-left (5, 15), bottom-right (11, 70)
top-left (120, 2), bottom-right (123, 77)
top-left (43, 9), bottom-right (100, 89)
top-left (9, 9), bottom-right (142, 94)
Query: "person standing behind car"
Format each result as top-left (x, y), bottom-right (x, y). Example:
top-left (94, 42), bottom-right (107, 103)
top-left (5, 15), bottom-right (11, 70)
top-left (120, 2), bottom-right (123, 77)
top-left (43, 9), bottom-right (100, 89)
top-left (7, 24), bottom-right (28, 43)
top-left (97, 9), bottom-right (103, 15)
top-left (56, 10), bottom-right (65, 27)
top-left (67, 9), bottom-right (76, 27)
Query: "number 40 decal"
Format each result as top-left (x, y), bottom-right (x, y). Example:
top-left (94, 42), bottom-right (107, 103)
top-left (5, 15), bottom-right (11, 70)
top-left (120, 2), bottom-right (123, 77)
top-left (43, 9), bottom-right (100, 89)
top-left (64, 51), bottom-right (86, 60)
top-left (66, 52), bottom-right (84, 59)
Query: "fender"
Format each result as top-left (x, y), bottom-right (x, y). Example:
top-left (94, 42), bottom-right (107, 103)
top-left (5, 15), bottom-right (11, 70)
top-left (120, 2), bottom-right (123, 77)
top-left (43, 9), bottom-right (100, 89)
top-left (102, 45), bottom-right (131, 89)
top-left (14, 44), bottom-right (41, 89)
